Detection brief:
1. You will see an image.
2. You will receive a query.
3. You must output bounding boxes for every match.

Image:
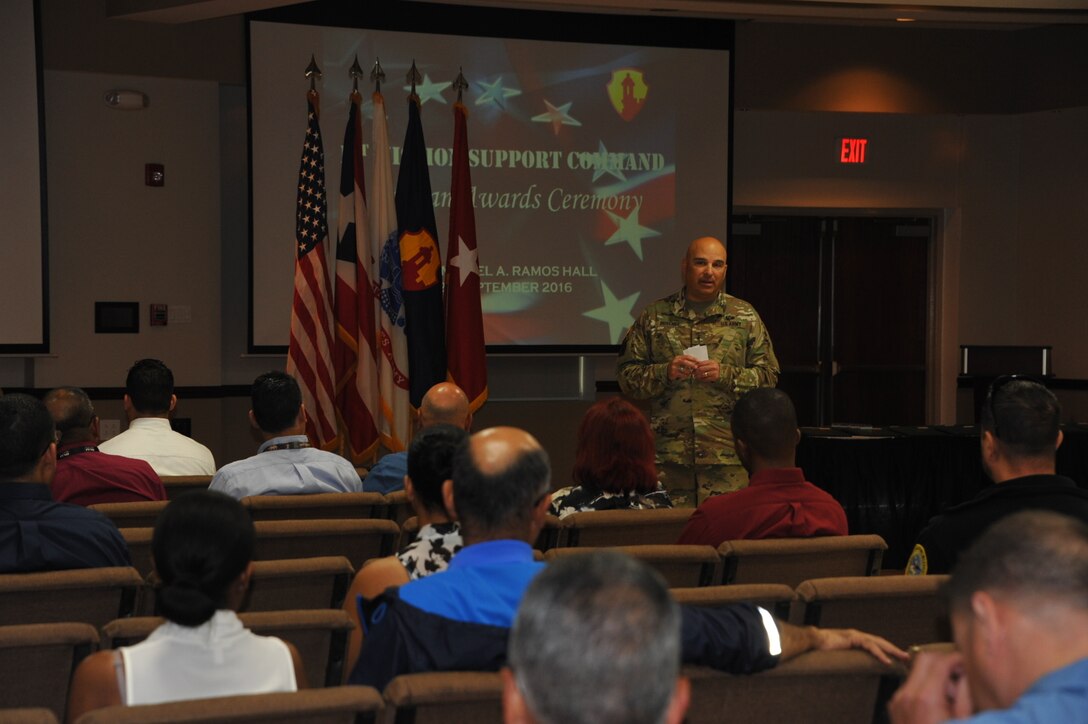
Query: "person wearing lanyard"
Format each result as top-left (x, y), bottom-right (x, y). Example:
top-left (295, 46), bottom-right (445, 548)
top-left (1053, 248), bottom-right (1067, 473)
top-left (44, 386), bottom-right (166, 506)
top-left (209, 371), bottom-right (361, 499)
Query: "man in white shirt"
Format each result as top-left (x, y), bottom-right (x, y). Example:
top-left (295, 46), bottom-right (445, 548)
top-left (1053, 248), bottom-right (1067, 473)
top-left (99, 359), bottom-right (215, 476)
top-left (209, 371), bottom-right (361, 499)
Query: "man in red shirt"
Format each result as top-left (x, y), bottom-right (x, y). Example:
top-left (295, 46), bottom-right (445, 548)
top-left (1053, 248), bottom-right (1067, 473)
top-left (44, 387), bottom-right (166, 506)
top-left (677, 388), bottom-right (847, 546)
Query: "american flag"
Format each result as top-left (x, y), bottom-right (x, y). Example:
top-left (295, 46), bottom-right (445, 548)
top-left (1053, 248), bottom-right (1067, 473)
top-left (370, 90), bottom-right (412, 452)
top-left (286, 93), bottom-right (339, 450)
top-left (334, 94), bottom-right (380, 464)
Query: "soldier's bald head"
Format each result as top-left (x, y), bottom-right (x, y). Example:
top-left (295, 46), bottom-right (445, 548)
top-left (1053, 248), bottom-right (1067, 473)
top-left (452, 426), bottom-right (551, 541)
top-left (685, 236), bottom-right (726, 262)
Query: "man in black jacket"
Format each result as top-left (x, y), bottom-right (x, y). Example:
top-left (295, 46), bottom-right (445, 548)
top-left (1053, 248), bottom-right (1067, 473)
top-left (907, 377), bottom-right (1088, 575)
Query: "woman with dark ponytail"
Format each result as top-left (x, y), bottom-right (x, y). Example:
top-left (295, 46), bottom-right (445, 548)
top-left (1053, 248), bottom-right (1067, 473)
top-left (66, 491), bottom-right (305, 719)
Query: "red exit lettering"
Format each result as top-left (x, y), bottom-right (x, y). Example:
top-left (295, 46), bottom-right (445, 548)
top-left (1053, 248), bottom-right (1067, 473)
top-left (840, 138), bottom-right (868, 164)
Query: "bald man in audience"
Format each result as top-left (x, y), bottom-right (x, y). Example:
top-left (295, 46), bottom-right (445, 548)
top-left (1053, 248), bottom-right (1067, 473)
top-left (346, 425), bottom-right (905, 691)
top-left (677, 387), bottom-right (847, 546)
top-left (44, 386), bottom-right (166, 505)
top-left (0, 393), bottom-right (130, 572)
top-left (890, 510), bottom-right (1088, 722)
top-left (362, 382), bottom-right (472, 493)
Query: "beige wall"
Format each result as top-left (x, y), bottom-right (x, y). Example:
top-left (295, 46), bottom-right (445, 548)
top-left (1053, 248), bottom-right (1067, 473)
top-left (5, 4), bottom-right (1087, 470)
top-left (36, 71), bottom-right (223, 390)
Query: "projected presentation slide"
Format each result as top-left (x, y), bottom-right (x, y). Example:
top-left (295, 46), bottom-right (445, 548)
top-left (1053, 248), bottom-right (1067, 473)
top-left (250, 16), bottom-right (731, 349)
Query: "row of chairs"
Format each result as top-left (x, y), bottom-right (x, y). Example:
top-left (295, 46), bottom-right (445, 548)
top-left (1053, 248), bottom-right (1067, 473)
top-left (670, 575), bottom-right (951, 650)
top-left (0, 614), bottom-right (372, 722)
top-left (540, 533), bottom-right (888, 588)
top-left (0, 627), bottom-right (913, 724)
top-left (0, 559), bottom-right (356, 630)
top-left (118, 520), bottom-right (399, 578)
top-left (90, 491), bottom-right (412, 528)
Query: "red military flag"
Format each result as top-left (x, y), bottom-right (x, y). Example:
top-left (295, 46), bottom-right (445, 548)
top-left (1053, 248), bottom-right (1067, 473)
top-left (446, 101), bottom-right (488, 412)
top-left (370, 90), bottom-right (412, 452)
top-left (287, 90), bottom-right (339, 450)
top-left (333, 92), bottom-right (380, 464)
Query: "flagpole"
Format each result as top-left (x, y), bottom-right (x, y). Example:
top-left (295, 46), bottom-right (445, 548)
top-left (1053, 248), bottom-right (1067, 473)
top-left (287, 54), bottom-right (340, 451)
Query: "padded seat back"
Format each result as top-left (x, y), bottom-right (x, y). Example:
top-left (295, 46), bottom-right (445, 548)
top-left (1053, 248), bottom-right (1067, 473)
top-left (0, 567), bottom-right (142, 628)
top-left (380, 671), bottom-right (503, 724)
top-left (88, 500), bottom-right (169, 529)
top-left (242, 493), bottom-right (387, 521)
top-left (0, 622), bottom-right (98, 721)
top-left (790, 574), bottom-right (952, 649)
top-left (671, 583), bottom-right (796, 620)
top-left (253, 519), bottom-right (399, 570)
top-left (545, 545), bottom-right (719, 588)
top-left (717, 535), bottom-right (887, 588)
top-left (561, 508), bottom-right (694, 547)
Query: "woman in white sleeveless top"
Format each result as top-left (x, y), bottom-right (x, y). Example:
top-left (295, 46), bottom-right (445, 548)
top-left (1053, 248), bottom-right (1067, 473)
top-left (66, 491), bottom-right (304, 720)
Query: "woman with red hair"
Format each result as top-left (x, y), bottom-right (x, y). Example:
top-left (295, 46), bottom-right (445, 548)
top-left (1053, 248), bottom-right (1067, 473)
top-left (550, 397), bottom-right (672, 518)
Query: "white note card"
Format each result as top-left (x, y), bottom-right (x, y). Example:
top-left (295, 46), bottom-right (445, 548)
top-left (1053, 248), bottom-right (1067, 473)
top-left (684, 345), bottom-right (709, 361)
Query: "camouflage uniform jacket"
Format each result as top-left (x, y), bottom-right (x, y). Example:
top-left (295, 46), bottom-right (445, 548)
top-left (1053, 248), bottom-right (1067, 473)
top-left (617, 289), bottom-right (779, 467)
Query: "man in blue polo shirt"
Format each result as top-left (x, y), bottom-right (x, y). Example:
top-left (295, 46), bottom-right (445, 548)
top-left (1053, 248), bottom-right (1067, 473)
top-left (890, 510), bottom-right (1088, 722)
top-left (347, 426), bottom-right (906, 690)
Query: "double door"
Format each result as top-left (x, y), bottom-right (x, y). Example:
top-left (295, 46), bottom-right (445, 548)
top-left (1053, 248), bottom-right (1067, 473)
top-left (728, 214), bottom-right (931, 426)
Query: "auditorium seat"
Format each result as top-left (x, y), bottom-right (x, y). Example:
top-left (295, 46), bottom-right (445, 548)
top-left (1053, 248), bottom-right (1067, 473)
top-left (560, 508), bottom-right (694, 547)
top-left (381, 671), bottom-right (503, 724)
top-left (0, 709), bottom-right (58, 723)
top-left (380, 491), bottom-right (413, 526)
top-left (103, 609), bottom-right (355, 688)
top-left (253, 519), bottom-right (400, 570)
top-left (790, 574), bottom-right (952, 649)
top-left (158, 475), bottom-right (212, 500)
top-left (88, 500), bottom-right (169, 528)
top-left (242, 492), bottom-right (387, 521)
top-left (244, 556), bottom-right (356, 612)
top-left (683, 649), bottom-right (904, 724)
top-left (671, 583), bottom-right (796, 619)
top-left (0, 622), bottom-right (98, 721)
top-left (71, 686), bottom-right (384, 723)
top-left (717, 535), bottom-right (887, 588)
top-left (119, 527), bottom-right (155, 578)
top-left (544, 545), bottom-right (719, 588)
top-left (0, 567), bottom-right (142, 629)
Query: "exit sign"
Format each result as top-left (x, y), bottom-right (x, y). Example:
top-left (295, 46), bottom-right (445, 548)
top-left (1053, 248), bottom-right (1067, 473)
top-left (840, 137), bottom-right (868, 164)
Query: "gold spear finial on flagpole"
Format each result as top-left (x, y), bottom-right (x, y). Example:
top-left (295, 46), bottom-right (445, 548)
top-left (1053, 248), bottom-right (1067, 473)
top-left (407, 59), bottom-right (422, 102)
top-left (371, 57), bottom-right (386, 93)
top-left (304, 54), bottom-right (322, 93)
top-left (453, 67), bottom-right (468, 104)
top-left (349, 55), bottom-right (364, 97)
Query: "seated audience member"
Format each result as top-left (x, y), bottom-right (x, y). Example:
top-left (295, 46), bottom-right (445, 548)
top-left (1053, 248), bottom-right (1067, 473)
top-left (343, 424), bottom-right (467, 669)
top-left (66, 491), bottom-right (306, 720)
top-left (0, 393), bottom-right (130, 572)
top-left (890, 510), bottom-right (1088, 723)
top-left (347, 426), bottom-right (905, 690)
top-left (677, 388), bottom-right (847, 546)
top-left (906, 377), bottom-right (1088, 575)
top-left (99, 358), bottom-right (215, 476)
top-left (209, 371), bottom-right (361, 499)
top-left (504, 550), bottom-right (690, 724)
top-left (550, 397), bottom-right (671, 518)
top-left (362, 382), bottom-right (472, 493)
top-left (44, 387), bottom-right (166, 505)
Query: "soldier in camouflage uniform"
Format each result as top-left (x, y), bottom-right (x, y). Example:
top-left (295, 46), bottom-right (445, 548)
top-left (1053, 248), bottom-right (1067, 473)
top-left (617, 237), bottom-right (779, 506)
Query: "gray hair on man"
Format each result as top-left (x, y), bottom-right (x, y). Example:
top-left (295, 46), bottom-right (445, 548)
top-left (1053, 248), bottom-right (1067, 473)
top-left (503, 550), bottom-right (690, 724)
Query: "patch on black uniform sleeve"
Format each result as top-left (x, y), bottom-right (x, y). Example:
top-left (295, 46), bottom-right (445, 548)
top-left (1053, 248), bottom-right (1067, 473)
top-left (905, 544), bottom-right (928, 575)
